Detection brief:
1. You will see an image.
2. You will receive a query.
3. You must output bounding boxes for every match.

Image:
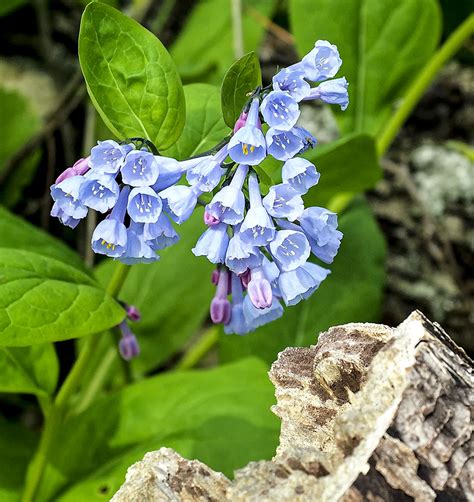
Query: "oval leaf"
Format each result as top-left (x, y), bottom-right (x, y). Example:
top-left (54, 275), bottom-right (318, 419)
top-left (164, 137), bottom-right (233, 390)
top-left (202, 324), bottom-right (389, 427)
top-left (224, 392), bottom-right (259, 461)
top-left (0, 249), bottom-right (124, 346)
top-left (221, 51), bottom-right (262, 128)
top-left (79, 3), bottom-right (185, 149)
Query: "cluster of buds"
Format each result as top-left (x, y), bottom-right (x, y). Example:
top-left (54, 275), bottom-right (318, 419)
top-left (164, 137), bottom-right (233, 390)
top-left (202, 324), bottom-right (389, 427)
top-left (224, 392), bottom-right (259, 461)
top-left (50, 39), bottom-right (348, 344)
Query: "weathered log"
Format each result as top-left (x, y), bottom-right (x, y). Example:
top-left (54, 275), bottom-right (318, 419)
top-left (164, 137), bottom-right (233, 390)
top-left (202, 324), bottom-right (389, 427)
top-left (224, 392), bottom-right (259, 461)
top-left (112, 311), bottom-right (473, 501)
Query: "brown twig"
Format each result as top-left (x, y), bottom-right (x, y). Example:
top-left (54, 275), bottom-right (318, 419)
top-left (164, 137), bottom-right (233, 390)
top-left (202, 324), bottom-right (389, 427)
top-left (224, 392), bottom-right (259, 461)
top-left (245, 6), bottom-right (294, 46)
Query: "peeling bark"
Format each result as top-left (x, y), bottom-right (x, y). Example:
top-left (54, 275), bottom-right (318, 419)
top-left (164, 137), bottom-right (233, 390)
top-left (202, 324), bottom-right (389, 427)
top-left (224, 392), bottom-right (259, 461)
top-left (112, 311), bottom-right (473, 501)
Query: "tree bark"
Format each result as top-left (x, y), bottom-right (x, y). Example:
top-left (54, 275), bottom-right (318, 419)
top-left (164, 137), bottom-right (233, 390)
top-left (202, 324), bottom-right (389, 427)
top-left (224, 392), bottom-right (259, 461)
top-left (112, 311), bottom-right (473, 501)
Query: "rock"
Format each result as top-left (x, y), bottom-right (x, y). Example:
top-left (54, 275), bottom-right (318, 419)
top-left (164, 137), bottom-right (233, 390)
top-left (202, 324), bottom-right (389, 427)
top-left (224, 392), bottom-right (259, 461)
top-left (112, 311), bottom-right (473, 501)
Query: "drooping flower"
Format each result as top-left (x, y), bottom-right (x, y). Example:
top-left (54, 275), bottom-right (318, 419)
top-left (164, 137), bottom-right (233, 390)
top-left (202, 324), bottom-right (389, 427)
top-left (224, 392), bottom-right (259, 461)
top-left (300, 40), bottom-right (342, 82)
top-left (272, 65), bottom-right (311, 101)
top-left (293, 126), bottom-right (317, 153)
top-left (127, 186), bottom-right (162, 224)
top-left (266, 127), bottom-right (304, 161)
top-left (153, 156), bottom-right (210, 191)
top-left (79, 172), bottom-right (120, 213)
top-left (121, 150), bottom-right (159, 187)
top-left (240, 173), bottom-right (275, 246)
top-left (50, 175), bottom-right (88, 219)
top-left (247, 264), bottom-right (273, 309)
top-left (55, 156), bottom-right (90, 183)
top-left (210, 268), bottom-right (231, 324)
top-left (262, 183), bottom-right (304, 221)
top-left (192, 222), bottom-right (229, 264)
top-left (118, 320), bottom-right (140, 360)
top-left (243, 295), bottom-right (283, 329)
top-left (303, 77), bottom-right (349, 111)
top-left (159, 185), bottom-right (202, 224)
top-left (225, 225), bottom-right (262, 274)
top-left (260, 90), bottom-right (300, 131)
top-left (91, 186), bottom-right (130, 258)
top-left (121, 221), bottom-right (159, 265)
top-left (206, 164), bottom-right (248, 224)
top-left (204, 211), bottom-right (220, 227)
top-left (124, 304), bottom-right (141, 322)
top-left (269, 229), bottom-right (311, 272)
top-left (224, 273), bottom-right (251, 335)
top-left (143, 212), bottom-right (180, 251)
top-left (186, 145), bottom-right (227, 192)
top-left (279, 261), bottom-right (330, 306)
top-left (228, 99), bottom-right (266, 165)
top-left (50, 202), bottom-right (81, 229)
top-left (89, 140), bottom-right (132, 174)
top-left (282, 158), bottom-right (320, 195)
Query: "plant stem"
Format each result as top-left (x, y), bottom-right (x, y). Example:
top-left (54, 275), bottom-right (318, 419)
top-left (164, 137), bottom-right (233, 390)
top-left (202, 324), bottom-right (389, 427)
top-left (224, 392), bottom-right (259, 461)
top-left (22, 262), bottom-right (131, 502)
top-left (175, 326), bottom-right (220, 371)
top-left (231, 0), bottom-right (244, 59)
top-left (377, 14), bottom-right (474, 157)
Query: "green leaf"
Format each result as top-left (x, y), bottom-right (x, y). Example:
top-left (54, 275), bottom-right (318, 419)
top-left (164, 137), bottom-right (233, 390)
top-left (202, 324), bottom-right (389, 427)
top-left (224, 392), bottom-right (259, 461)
top-left (0, 0), bottom-right (28, 16)
top-left (37, 358), bottom-right (279, 500)
top-left (171, 0), bottom-right (277, 84)
top-left (221, 52), bottom-right (261, 128)
top-left (0, 343), bottom-right (58, 395)
top-left (304, 133), bottom-right (381, 207)
top-left (219, 199), bottom-right (386, 365)
top-left (79, 2), bottom-right (185, 149)
top-left (289, 0), bottom-right (442, 135)
top-left (96, 209), bottom-right (214, 374)
top-left (0, 416), bottom-right (37, 502)
top-left (0, 205), bottom-right (86, 272)
top-left (163, 84), bottom-right (230, 159)
top-left (0, 249), bottom-right (124, 346)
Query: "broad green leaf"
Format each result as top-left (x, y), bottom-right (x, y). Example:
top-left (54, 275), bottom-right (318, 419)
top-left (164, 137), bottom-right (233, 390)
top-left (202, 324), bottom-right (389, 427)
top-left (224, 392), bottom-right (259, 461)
top-left (96, 209), bottom-right (214, 374)
top-left (0, 0), bottom-right (28, 16)
top-left (171, 0), bottom-right (277, 84)
top-left (0, 249), bottom-right (124, 346)
top-left (0, 206), bottom-right (86, 271)
top-left (0, 343), bottom-right (58, 395)
top-left (79, 3), bottom-right (185, 149)
top-left (289, 0), bottom-right (442, 135)
top-left (163, 84), bottom-right (230, 159)
top-left (37, 358), bottom-right (279, 500)
top-left (220, 199), bottom-right (386, 365)
top-left (0, 416), bottom-right (37, 502)
top-left (221, 52), bottom-right (262, 128)
top-left (304, 133), bottom-right (381, 207)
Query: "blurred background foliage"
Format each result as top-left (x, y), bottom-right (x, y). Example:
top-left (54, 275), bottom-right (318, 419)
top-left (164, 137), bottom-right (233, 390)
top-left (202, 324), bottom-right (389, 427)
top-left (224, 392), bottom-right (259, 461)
top-left (0, 0), bottom-right (472, 500)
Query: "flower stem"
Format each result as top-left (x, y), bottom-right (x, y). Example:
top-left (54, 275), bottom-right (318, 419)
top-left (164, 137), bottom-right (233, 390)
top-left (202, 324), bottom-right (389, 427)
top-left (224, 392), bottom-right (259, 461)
top-left (175, 326), bottom-right (220, 371)
top-left (376, 14), bottom-right (474, 157)
top-left (22, 262), bottom-right (131, 502)
top-left (231, 0), bottom-right (244, 59)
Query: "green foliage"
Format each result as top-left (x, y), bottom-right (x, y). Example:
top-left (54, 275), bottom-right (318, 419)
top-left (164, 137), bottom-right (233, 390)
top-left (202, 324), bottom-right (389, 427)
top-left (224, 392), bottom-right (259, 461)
top-left (36, 358), bottom-right (279, 500)
top-left (289, 0), bottom-right (442, 136)
top-left (171, 0), bottom-right (276, 83)
top-left (0, 249), bottom-right (124, 346)
top-left (220, 199), bottom-right (386, 365)
top-left (0, 344), bottom-right (58, 395)
top-left (163, 84), bottom-right (230, 159)
top-left (221, 52), bottom-right (262, 128)
top-left (0, 0), bottom-right (29, 16)
top-left (0, 417), bottom-right (37, 502)
top-left (79, 2), bottom-right (185, 149)
top-left (96, 209), bottom-right (214, 374)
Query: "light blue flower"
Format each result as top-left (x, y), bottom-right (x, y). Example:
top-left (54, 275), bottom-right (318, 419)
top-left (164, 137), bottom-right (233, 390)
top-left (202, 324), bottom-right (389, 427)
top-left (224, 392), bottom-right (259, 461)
top-left (127, 186), bottom-right (162, 224)
top-left (120, 222), bottom-right (159, 265)
top-left (301, 40), bottom-right (342, 82)
top-left (243, 295), bottom-right (283, 329)
top-left (282, 158), bottom-right (320, 195)
top-left (240, 173), bottom-right (275, 246)
top-left (266, 127), bottom-right (304, 161)
top-left (159, 185), bottom-right (202, 224)
top-left (224, 273), bottom-right (252, 335)
top-left (279, 261), bottom-right (330, 306)
top-left (50, 175), bottom-right (88, 219)
top-left (143, 212), bottom-right (180, 251)
top-left (293, 126), bottom-right (317, 153)
top-left (272, 65), bottom-right (311, 101)
top-left (186, 145), bottom-right (227, 192)
top-left (121, 150), bottom-right (159, 186)
top-left (247, 264), bottom-right (273, 309)
top-left (89, 140), bottom-right (132, 174)
top-left (304, 77), bottom-right (349, 111)
top-left (79, 172), bottom-right (120, 213)
top-left (225, 227), bottom-right (262, 274)
top-left (228, 99), bottom-right (266, 165)
top-left (206, 164), bottom-right (248, 224)
top-left (50, 202), bottom-right (81, 229)
top-left (262, 183), bottom-right (304, 221)
top-left (260, 90), bottom-right (300, 131)
top-left (152, 156), bottom-right (209, 191)
top-left (91, 186), bottom-right (130, 258)
top-left (192, 222), bottom-right (229, 264)
top-left (269, 229), bottom-right (311, 271)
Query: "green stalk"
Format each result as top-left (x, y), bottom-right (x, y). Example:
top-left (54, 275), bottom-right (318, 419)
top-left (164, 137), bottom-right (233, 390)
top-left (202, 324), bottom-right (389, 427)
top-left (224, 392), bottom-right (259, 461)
top-left (377, 14), bottom-right (474, 157)
top-left (22, 263), bottom-right (131, 502)
top-left (175, 326), bottom-right (220, 371)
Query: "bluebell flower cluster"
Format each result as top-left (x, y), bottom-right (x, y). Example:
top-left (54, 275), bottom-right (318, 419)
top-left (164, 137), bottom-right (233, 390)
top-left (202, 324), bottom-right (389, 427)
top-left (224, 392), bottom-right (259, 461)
top-left (50, 39), bottom-right (348, 344)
